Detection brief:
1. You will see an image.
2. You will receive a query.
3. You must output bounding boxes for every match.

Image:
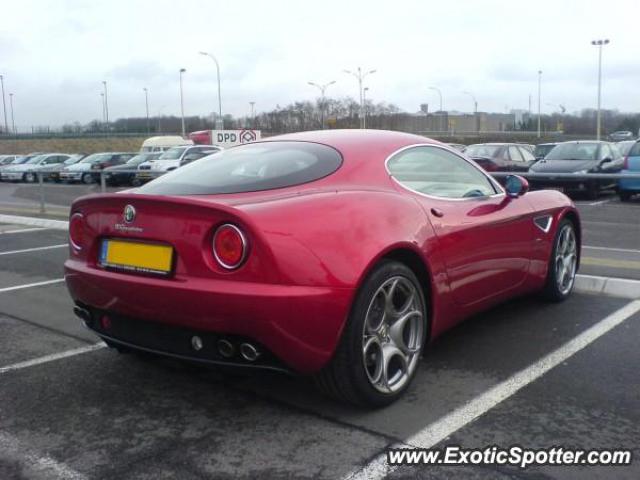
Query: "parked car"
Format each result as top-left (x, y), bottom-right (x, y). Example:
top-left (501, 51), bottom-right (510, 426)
top-left (446, 143), bottom-right (466, 152)
top-left (44, 154), bottom-right (88, 182)
top-left (65, 130), bottom-right (580, 407)
top-left (60, 152), bottom-right (137, 184)
top-left (0, 153), bottom-right (71, 182)
top-left (529, 140), bottom-right (623, 199)
top-left (0, 153), bottom-right (44, 175)
top-left (136, 145), bottom-right (222, 183)
top-left (615, 140), bottom-right (636, 157)
top-left (533, 142), bottom-right (559, 159)
top-left (618, 141), bottom-right (640, 201)
top-left (103, 153), bottom-right (161, 186)
top-left (609, 131), bottom-right (634, 141)
top-left (0, 155), bottom-right (19, 167)
top-left (140, 136), bottom-right (193, 153)
top-left (464, 143), bottom-right (537, 171)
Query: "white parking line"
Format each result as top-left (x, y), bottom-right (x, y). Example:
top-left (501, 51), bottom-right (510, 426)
top-left (0, 343), bottom-right (105, 375)
top-left (583, 245), bottom-right (640, 254)
top-left (0, 431), bottom-right (88, 480)
top-left (0, 244), bottom-right (67, 256)
top-left (0, 227), bottom-right (48, 234)
top-left (588, 199), bottom-right (612, 206)
top-left (0, 278), bottom-right (65, 293)
top-left (345, 300), bottom-right (640, 480)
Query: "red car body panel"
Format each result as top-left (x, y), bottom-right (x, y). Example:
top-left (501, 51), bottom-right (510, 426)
top-left (64, 130), bottom-right (580, 374)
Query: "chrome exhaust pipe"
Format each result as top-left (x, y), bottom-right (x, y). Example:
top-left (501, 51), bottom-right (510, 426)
top-left (240, 343), bottom-right (260, 362)
top-left (217, 339), bottom-right (235, 358)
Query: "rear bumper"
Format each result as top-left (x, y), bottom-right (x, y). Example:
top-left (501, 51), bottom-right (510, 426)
top-left (64, 259), bottom-right (354, 374)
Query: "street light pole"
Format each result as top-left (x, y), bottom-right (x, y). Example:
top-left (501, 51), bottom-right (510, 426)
top-left (102, 81), bottom-right (109, 126)
top-left (591, 39), bottom-right (609, 140)
top-left (179, 68), bottom-right (186, 137)
top-left (9, 93), bottom-right (15, 134)
top-left (0, 75), bottom-right (8, 134)
top-left (249, 101), bottom-right (255, 128)
top-left (143, 88), bottom-right (150, 134)
top-left (428, 86), bottom-right (443, 112)
top-left (308, 80), bottom-right (336, 129)
top-left (199, 51), bottom-right (223, 129)
top-left (99, 93), bottom-right (106, 129)
top-left (462, 90), bottom-right (478, 133)
top-left (363, 87), bottom-right (370, 128)
top-left (344, 67), bottom-right (376, 128)
top-left (537, 70), bottom-right (542, 138)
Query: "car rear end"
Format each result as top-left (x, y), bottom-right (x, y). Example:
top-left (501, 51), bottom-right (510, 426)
top-left (619, 142), bottom-right (640, 200)
top-left (64, 141), bottom-right (353, 374)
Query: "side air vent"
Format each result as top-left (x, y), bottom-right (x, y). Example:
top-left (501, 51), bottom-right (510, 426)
top-left (534, 215), bottom-right (553, 233)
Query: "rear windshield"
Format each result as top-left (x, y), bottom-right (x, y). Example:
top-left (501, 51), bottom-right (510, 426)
top-left (464, 145), bottom-right (501, 158)
top-left (138, 141), bottom-right (343, 195)
top-left (628, 142), bottom-right (640, 156)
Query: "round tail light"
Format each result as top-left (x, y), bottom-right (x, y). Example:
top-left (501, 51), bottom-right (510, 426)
top-left (213, 224), bottom-right (247, 269)
top-left (69, 213), bottom-right (85, 250)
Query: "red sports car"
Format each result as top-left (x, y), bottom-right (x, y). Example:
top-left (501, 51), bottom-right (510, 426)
top-left (64, 130), bottom-right (580, 407)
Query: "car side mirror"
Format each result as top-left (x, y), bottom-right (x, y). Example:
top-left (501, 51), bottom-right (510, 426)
top-left (505, 175), bottom-right (529, 198)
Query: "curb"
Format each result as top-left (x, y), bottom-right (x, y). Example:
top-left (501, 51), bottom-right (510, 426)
top-left (0, 213), bottom-right (638, 300)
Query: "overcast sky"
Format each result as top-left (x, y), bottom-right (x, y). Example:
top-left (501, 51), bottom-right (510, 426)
top-left (0, 0), bottom-right (637, 129)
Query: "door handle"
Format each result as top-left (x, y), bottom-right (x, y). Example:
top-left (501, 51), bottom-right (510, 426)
top-left (430, 208), bottom-right (444, 218)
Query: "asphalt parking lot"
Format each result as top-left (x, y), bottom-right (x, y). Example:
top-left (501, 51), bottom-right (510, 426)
top-left (1, 190), bottom-right (639, 479)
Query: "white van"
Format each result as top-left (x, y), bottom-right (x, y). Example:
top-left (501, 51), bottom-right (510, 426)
top-left (140, 136), bottom-right (193, 153)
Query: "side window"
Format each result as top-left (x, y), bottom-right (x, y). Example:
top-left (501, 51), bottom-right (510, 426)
top-left (387, 146), bottom-right (498, 199)
top-left (508, 146), bottom-right (524, 162)
top-left (519, 147), bottom-right (536, 162)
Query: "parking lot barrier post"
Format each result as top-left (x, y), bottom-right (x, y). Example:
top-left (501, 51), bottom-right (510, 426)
top-left (38, 171), bottom-right (46, 214)
top-left (100, 171), bottom-right (106, 193)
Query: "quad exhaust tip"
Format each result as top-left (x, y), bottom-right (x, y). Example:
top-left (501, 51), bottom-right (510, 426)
top-left (240, 343), bottom-right (261, 362)
top-left (217, 339), bottom-right (235, 358)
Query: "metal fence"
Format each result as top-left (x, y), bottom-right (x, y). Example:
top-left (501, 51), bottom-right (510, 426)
top-left (2, 168), bottom-right (637, 216)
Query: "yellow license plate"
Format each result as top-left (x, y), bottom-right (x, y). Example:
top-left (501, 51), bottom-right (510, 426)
top-left (99, 239), bottom-right (173, 275)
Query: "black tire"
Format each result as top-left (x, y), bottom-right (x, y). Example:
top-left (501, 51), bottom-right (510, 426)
top-left (81, 173), bottom-right (94, 184)
top-left (314, 260), bottom-right (427, 407)
top-left (586, 182), bottom-right (599, 200)
top-left (619, 191), bottom-right (632, 202)
top-left (542, 218), bottom-right (578, 302)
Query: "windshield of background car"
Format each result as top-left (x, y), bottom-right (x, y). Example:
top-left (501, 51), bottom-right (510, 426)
top-left (617, 141), bottom-right (635, 156)
top-left (545, 143), bottom-right (599, 161)
top-left (26, 155), bottom-right (46, 164)
top-left (81, 153), bottom-right (112, 163)
top-left (387, 146), bottom-right (498, 198)
top-left (464, 145), bottom-right (501, 158)
top-left (138, 142), bottom-right (343, 195)
top-left (128, 153), bottom-right (160, 164)
top-left (11, 156), bottom-right (29, 164)
top-left (628, 142), bottom-right (640, 157)
top-left (63, 156), bottom-right (82, 165)
top-left (534, 144), bottom-right (556, 157)
top-left (158, 147), bottom-right (187, 160)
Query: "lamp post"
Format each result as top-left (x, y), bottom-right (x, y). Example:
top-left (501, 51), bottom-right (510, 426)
top-left (143, 88), bottom-right (150, 134)
top-left (344, 67), bottom-right (376, 128)
top-left (308, 80), bottom-right (336, 129)
top-left (249, 101), bottom-right (255, 128)
top-left (591, 39), bottom-right (609, 140)
top-left (537, 70), bottom-right (542, 138)
top-left (0, 74), bottom-right (8, 134)
top-left (102, 81), bottom-right (109, 126)
top-left (363, 87), bottom-right (370, 128)
top-left (9, 93), bottom-right (15, 134)
top-left (99, 93), bottom-right (106, 129)
top-left (179, 68), bottom-right (186, 137)
top-left (463, 90), bottom-right (478, 133)
top-left (199, 51), bottom-right (223, 129)
top-left (429, 86), bottom-right (443, 112)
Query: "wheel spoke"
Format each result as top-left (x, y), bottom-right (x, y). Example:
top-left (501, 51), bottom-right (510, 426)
top-left (381, 344), bottom-right (407, 391)
top-left (389, 310), bottom-right (422, 354)
top-left (363, 336), bottom-right (383, 385)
